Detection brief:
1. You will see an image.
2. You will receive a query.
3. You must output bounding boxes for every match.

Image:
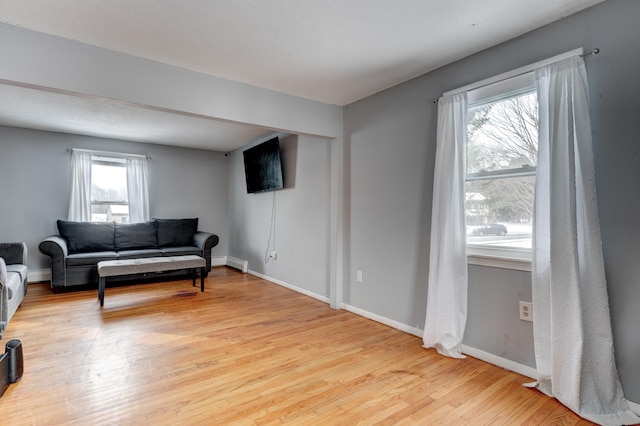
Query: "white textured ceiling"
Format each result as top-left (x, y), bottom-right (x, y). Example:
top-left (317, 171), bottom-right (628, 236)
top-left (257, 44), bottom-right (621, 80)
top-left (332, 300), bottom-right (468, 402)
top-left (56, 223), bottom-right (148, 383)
top-left (0, 83), bottom-right (272, 152)
top-left (0, 0), bottom-right (604, 151)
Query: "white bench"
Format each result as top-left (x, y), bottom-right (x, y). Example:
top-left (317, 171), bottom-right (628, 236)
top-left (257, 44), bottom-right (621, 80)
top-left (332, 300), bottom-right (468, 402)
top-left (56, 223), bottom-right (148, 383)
top-left (97, 255), bottom-right (206, 306)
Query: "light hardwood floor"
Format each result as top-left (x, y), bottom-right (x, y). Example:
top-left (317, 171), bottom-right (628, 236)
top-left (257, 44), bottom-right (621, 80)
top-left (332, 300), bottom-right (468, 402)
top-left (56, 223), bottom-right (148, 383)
top-left (0, 267), bottom-right (595, 425)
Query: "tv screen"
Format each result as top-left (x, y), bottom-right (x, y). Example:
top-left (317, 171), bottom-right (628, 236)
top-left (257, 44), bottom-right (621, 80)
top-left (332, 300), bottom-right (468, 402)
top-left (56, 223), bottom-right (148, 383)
top-left (243, 137), bottom-right (284, 193)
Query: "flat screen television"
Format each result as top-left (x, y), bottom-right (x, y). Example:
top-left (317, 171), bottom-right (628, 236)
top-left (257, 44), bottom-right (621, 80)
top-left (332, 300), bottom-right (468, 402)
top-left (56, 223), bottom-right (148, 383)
top-left (243, 137), bottom-right (284, 193)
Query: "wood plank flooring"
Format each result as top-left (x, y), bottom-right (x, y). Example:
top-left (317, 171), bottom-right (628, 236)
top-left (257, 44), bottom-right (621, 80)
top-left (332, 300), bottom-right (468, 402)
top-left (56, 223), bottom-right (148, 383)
top-left (0, 267), bottom-right (596, 425)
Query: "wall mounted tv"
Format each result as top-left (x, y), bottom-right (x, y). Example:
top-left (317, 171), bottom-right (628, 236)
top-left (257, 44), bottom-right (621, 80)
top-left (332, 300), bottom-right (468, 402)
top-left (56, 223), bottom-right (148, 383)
top-left (243, 137), bottom-right (284, 193)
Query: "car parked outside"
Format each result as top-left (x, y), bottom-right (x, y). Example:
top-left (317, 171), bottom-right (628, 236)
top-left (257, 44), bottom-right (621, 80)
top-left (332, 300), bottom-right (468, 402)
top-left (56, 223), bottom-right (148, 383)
top-left (472, 223), bottom-right (508, 236)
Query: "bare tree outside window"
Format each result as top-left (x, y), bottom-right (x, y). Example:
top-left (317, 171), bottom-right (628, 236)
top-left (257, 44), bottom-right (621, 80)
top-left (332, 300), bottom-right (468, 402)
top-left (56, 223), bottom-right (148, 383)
top-left (466, 92), bottom-right (538, 249)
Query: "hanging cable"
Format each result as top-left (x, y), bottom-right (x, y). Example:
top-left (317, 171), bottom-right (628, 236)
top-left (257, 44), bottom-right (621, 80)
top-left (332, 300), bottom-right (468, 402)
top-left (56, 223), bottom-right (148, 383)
top-left (264, 191), bottom-right (277, 264)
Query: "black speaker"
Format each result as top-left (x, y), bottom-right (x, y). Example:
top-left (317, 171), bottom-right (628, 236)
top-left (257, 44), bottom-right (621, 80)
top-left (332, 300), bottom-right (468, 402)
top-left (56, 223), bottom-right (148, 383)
top-left (5, 340), bottom-right (23, 383)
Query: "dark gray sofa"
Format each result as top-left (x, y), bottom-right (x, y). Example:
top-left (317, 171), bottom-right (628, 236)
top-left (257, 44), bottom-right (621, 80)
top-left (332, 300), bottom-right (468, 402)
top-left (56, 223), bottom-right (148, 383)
top-left (39, 218), bottom-right (219, 290)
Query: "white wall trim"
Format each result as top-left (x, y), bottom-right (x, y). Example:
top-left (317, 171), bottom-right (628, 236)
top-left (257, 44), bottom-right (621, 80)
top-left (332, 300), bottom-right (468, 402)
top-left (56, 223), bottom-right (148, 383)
top-left (211, 256), bottom-right (227, 268)
top-left (342, 303), bottom-right (423, 337)
top-left (460, 345), bottom-right (537, 379)
top-left (467, 253), bottom-right (531, 272)
top-left (28, 268), bottom-right (51, 283)
top-left (226, 256), bottom-right (248, 273)
top-left (247, 270), bottom-right (330, 304)
top-left (342, 302), bottom-right (538, 380)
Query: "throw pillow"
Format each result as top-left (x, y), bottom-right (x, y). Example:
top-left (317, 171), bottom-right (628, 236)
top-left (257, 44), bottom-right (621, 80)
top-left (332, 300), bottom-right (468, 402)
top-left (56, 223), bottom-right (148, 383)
top-left (155, 218), bottom-right (198, 247)
top-left (114, 220), bottom-right (158, 250)
top-left (57, 220), bottom-right (116, 254)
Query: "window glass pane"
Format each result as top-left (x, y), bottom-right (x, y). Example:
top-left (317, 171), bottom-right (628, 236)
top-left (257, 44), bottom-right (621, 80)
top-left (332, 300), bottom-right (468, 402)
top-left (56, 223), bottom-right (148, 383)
top-left (91, 161), bottom-right (129, 223)
top-left (466, 89), bottom-right (537, 254)
top-left (91, 204), bottom-right (130, 223)
top-left (91, 163), bottom-right (127, 202)
top-left (467, 92), bottom-right (538, 174)
top-left (466, 176), bottom-right (534, 250)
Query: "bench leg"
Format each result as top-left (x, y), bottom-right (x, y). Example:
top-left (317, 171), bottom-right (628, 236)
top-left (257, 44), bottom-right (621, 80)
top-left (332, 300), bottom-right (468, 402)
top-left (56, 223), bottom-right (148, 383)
top-left (192, 268), bottom-right (196, 287)
top-left (200, 267), bottom-right (205, 292)
top-left (98, 277), bottom-right (105, 307)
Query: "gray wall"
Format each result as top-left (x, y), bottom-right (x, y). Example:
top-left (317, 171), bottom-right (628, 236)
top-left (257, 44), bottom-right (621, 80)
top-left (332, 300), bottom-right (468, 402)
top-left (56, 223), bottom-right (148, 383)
top-left (0, 125), bottom-right (229, 270)
top-left (228, 134), bottom-right (332, 298)
top-left (342, 0), bottom-right (640, 402)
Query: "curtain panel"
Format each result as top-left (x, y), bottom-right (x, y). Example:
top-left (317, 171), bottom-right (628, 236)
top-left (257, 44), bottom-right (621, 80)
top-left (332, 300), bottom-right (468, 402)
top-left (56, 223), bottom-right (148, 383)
top-left (126, 156), bottom-right (150, 223)
top-left (67, 150), bottom-right (92, 221)
top-left (68, 151), bottom-right (150, 224)
top-left (531, 56), bottom-right (639, 425)
top-left (423, 92), bottom-right (468, 359)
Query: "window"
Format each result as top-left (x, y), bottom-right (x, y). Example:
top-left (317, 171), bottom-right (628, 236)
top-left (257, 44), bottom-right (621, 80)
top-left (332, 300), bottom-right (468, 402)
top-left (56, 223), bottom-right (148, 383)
top-left (69, 149), bottom-right (149, 223)
top-left (465, 73), bottom-right (538, 264)
top-left (91, 156), bottom-right (130, 223)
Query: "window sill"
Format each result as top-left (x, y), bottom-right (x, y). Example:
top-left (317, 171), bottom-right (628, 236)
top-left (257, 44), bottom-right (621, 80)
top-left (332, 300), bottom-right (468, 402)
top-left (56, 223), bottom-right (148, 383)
top-left (467, 247), bottom-right (531, 271)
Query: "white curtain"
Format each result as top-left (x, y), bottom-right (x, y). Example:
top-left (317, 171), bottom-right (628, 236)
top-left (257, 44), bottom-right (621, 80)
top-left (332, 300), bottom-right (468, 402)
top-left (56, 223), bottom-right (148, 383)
top-left (531, 56), bottom-right (639, 425)
top-left (68, 150), bottom-right (92, 221)
top-left (126, 156), bottom-right (150, 223)
top-left (423, 92), bottom-right (468, 359)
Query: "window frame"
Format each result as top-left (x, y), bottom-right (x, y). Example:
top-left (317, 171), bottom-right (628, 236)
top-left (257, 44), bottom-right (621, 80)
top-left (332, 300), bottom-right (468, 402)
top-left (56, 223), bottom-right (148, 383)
top-left (90, 155), bottom-right (130, 223)
top-left (442, 48), bottom-right (584, 271)
top-left (465, 70), bottom-right (538, 270)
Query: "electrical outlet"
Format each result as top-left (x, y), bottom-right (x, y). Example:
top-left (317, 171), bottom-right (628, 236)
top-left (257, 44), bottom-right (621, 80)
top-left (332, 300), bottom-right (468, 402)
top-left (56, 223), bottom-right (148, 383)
top-left (519, 301), bottom-right (533, 322)
top-left (270, 251), bottom-right (277, 260)
top-left (356, 270), bottom-right (363, 283)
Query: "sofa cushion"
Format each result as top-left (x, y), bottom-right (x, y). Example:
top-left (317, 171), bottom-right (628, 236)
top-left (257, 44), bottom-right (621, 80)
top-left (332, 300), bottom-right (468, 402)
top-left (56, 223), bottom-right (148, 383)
top-left (6, 264), bottom-right (28, 284)
top-left (0, 260), bottom-right (20, 300)
top-left (66, 251), bottom-right (118, 267)
top-left (161, 246), bottom-right (201, 256)
top-left (156, 218), bottom-right (198, 247)
top-left (5, 272), bottom-right (21, 300)
top-left (0, 258), bottom-right (6, 287)
top-left (115, 221), bottom-right (158, 251)
top-left (57, 220), bottom-right (115, 254)
top-left (117, 249), bottom-right (164, 260)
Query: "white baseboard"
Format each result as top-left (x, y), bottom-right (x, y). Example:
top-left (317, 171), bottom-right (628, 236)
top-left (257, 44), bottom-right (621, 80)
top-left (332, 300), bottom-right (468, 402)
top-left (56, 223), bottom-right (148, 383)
top-left (247, 269), bottom-right (330, 304)
top-left (226, 256), bottom-right (248, 273)
top-left (342, 303), bottom-right (424, 337)
top-left (460, 345), bottom-right (537, 379)
top-left (341, 302), bottom-right (537, 380)
top-left (211, 256), bottom-right (227, 267)
top-left (28, 268), bottom-right (50, 283)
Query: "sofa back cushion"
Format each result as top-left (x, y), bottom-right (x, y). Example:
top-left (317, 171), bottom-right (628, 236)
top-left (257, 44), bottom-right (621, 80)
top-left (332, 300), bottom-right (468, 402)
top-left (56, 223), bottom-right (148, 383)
top-left (114, 221), bottom-right (158, 251)
top-left (156, 218), bottom-right (198, 247)
top-left (57, 220), bottom-right (115, 254)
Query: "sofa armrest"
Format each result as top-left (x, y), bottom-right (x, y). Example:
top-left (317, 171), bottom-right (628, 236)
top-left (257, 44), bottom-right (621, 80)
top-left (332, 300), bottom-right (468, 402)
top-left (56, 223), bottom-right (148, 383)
top-left (0, 242), bottom-right (27, 265)
top-left (39, 236), bottom-right (69, 289)
top-left (193, 232), bottom-right (219, 276)
top-left (39, 236), bottom-right (68, 258)
top-left (193, 232), bottom-right (219, 252)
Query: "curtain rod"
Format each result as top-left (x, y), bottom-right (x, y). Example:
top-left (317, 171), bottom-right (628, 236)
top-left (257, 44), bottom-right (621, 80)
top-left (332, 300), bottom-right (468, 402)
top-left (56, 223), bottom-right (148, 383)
top-left (433, 48), bottom-right (600, 103)
top-left (67, 147), bottom-right (151, 160)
